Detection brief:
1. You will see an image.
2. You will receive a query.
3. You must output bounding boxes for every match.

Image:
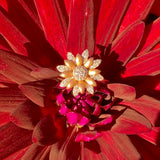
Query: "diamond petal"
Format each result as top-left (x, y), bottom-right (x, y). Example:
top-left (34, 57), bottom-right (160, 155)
top-left (67, 52), bottom-right (76, 62)
top-left (73, 85), bottom-right (80, 97)
top-left (93, 74), bottom-right (104, 81)
top-left (86, 85), bottom-right (94, 94)
top-left (90, 59), bottom-right (102, 69)
top-left (60, 78), bottom-right (72, 87)
top-left (57, 65), bottom-right (71, 72)
top-left (82, 49), bottom-right (89, 63)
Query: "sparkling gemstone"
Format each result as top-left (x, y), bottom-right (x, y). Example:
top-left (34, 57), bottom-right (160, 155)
top-left (73, 66), bottom-right (88, 81)
top-left (90, 59), bottom-right (102, 69)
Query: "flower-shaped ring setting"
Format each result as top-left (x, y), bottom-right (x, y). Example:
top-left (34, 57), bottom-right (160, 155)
top-left (57, 49), bottom-right (104, 96)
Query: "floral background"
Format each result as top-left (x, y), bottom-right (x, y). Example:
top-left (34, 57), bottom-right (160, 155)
top-left (0, 0), bottom-right (160, 159)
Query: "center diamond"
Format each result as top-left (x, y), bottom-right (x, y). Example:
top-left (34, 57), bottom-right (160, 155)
top-left (73, 66), bottom-right (88, 81)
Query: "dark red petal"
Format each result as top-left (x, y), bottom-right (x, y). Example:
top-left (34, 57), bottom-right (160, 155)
top-left (151, 0), bottom-right (160, 17)
top-left (107, 83), bottom-right (136, 101)
top-left (111, 107), bottom-right (152, 134)
top-left (120, 95), bottom-right (160, 127)
top-left (81, 141), bottom-right (107, 160)
top-left (50, 127), bottom-right (81, 160)
top-left (64, 0), bottom-right (71, 15)
top-left (4, 146), bottom-right (29, 160)
top-left (95, 0), bottom-right (130, 49)
top-left (32, 115), bottom-right (58, 145)
top-left (0, 11), bottom-right (28, 56)
top-left (0, 50), bottom-right (39, 84)
top-left (111, 21), bottom-right (145, 65)
top-left (0, 112), bottom-right (10, 127)
top-left (119, 0), bottom-right (155, 33)
top-left (0, 87), bottom-right (27, 112)
top-left (129, 135), bottom-right (160, 160)
top-left (22, 144), bottom-right (50, 160)
top-left (0, 34), bottom-right (13, 51)
top-left (0, 122), bottom-right (32, 159)
top-left (34, 0), bottom-right (68, 58)
top-left (123, 49), bottom-right (160, 77)
top-left (139, 17), bottom-right (160, 55)
top-left (95, 132), bottom-right (140, 160)
top-left (67, 0), bottom-right (94, 56)
top-left (138, 127), bottom-right (160, 146)
top-left (10, 101), bottom-right (41, 130)
top-left (19, 80), bottom-right (57, 107)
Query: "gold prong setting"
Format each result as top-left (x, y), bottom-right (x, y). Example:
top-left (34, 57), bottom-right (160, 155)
top-left (57, 49), bottom-right (104, 96)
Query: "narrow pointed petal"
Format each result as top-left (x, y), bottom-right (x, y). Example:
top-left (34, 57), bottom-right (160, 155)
top-left (111, 21), bottom-right (145, 65)
top-left (81, 141), bottom-right (107, 160)
top-left (151, 0), bottom-right (160, 17)
top-left (67, 0), bottom-right (94, 56)
top-left (0, 122), bottom-right (32, 160)
top-left (19, 80), bottom-right (57, 107)
top-left (111, 107), bottom-right (152, 134)
top-left (30, 68), bottom-right (59, 80)
top-left (0, 11), bottom-right (28, 56)
top-left (10, 101), bottom-right (41, 130)
top-left (120, 95), bottom-right (160, 126)
top-left (95, 132), bottom-right (141, 160)
top-left (130, 135), bottom-right (160, 160)
top-left (123, 49), bottom-right (160, 77)
top-left (0, 87), bottom-right (27, 112)
top-left (22, 144), bottom-right (50, 160)
top-left (119, 0), bottom-right (155, 33)
top-left (34, 0), bottom-right (68, 58)
top-left (0, 50), bottom-right (39, 84)
top-left (107, 83), bottom-right (136, 101)
top-left (139, 17), bottom-right (160, 55)
top-left (96, 0), bottom-right (130, 49)
top-left (32, 115), bottom-right (58, 145)
top-left (0, 112), bottom-right (10, 127)
top-left (0, 34), bottom-right (13, 51)
top-left (50, 128), bottom-right (81, 160)
top-left (138, 127), bottom-right (160, 146)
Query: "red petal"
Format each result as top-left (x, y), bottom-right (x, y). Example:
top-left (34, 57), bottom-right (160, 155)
top-left (111, 107), bottom-right (152, 134)
top-left (129, 135), bottom-right (160, 160)
top-left (95, 0), bottom-right (130, 49)
top-left (107, 83), bottom-right (136, 101)
top-left (0, 34), bottom-right (13, 51)
top-left (64, 0), bottom-right (71, 15)
top-left (151, 0), bottom-right (160, 17)
top-left (0, 50), bottom-right (39, 84)
top-left (22, 144), bottom-right (50, 160)
top-left (4, 146), bottom-right (29, 160)
top-left (0, 112), bottom-right (10, 127)
top-left (139, 17), bottom-right (160, 55)
top-left (95, 132), bottom-right (140, 160)
top-left (67, 0), bottom-right (94, 56)
top-left (50, 127), bottom-right (81, 160)
top-left (19, 80), bottom-right (57, 107)
top-left (0, 122), bottom-right (32, 159)
top-left (123, 49), bottom-right (160, 77)
top-left (81, 141), bottom-right (107, 160)
top-left (111, 21), bottom-right (145, 65)
top-left (138, 127), bottom-right (160, 146)
top-left (0, 11), bottom-right (28, 56)
top-left (34, 0), bottom-right (68, 58)
top-left (120, 95), bottom-right (160, 127)
top-left (0, 87), bottom-right (27, 112)
top-left (10, 101), bottom-right (41, 130)
top-left (119, 0), bottom-right (155, 33)
top-left (32, 115), bottom-right (58, 145)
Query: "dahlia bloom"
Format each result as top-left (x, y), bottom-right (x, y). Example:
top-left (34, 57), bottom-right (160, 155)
top-left (0, 0), bottom-right (160, 159)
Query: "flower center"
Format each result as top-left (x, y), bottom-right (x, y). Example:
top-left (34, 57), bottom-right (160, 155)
top-left (73, 66), bottom-right (88, 81)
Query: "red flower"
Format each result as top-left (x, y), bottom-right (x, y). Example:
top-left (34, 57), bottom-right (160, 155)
top-left (0, 0), bottom-right (160, 159)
